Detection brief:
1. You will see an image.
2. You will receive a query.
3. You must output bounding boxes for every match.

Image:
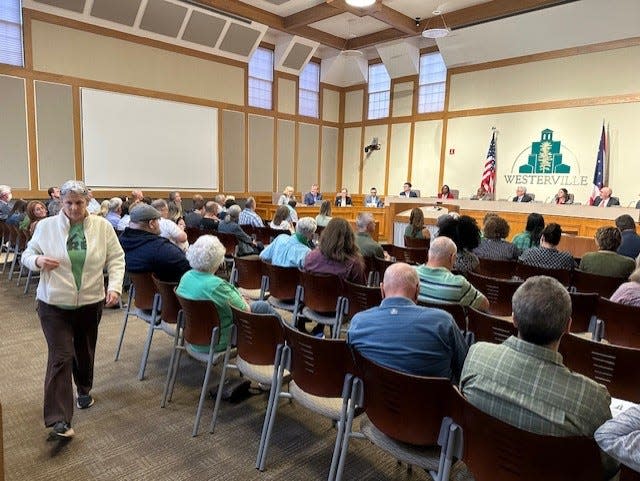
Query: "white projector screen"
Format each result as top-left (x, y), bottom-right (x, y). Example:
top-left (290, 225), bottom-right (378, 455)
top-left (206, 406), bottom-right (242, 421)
top-left (81, 88), bottom-right (218, 190)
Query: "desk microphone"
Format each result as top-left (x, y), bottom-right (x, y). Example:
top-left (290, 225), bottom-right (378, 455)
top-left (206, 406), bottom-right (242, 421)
top-left (545, 196), bottom-right (553, 203)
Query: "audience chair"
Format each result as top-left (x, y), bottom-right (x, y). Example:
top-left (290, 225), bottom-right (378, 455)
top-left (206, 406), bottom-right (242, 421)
top-left (559, 333), bottom-right (640, 403)
top-left (335, 350), bottom-right (458, 481)
top-left (403, 236), bottom-right (430, 249)
top-left (621, 466), bottom-right (640, 481)
top-left (596, 297), bottom-right (640, 348)
top-left (515, 263), bottom-right (572, 286)
top-left (293, 271), bottom-right (348, 338)
top-left (571, 269), bottom-right (626, 298)
top-left (467, 307), bottom-right (518, 344)
top-left (391, 245), bottom-right (427, 265)
top-left (374, 256), bottom-right (395, 283)
top-left (161, 293), bottom-right (234, 437)
top-left (134, 275), bottom-right (181, 380)
top-left (210, 305), bottom-right (286, 434)
top-left (230, 255), bottom-right (266, 300)
top-left (254, 226), bottom-right (290, 245)
top-left (5, 225), bottom-right (24, 281)
top-left (215, 231), bottom-right (239, 258)
top-left (444, 389), bottom-right (606, 481)
top-left (474, 258), bottom-right (517, 280)
top-left (466, 271), bottom-right (522, 316)
top-left (417, 300), bottom-right (468, 334)
top-left (343, 280), bottom-right (382, 319)
top-left (14, 229), bottom-right (31, 286)
top-left (184, 227), bottom-right (203, 245)
top-left (569, 291), bottom-right (598, 334)
top-left (260, 260), bottom-right (299, 311)
top-left (114, 272), bottom-right (160, 367)
top-left (362, 255), bottom-right (379, 286)
top-left (257, 323), bottom-right (356, 475)
top-left (1, 224), bottom-right (17, 275)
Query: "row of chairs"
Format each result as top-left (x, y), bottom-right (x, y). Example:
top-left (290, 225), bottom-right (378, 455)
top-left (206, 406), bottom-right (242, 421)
top-left (475, 257), bottom-right (627, 298)
top-left (0, 222), bottom-right (40, 294)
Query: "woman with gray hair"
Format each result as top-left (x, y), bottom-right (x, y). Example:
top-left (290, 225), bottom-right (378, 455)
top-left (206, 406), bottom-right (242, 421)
top-left (176, 235), bottom-right (249, 353)
top-left (22, 180), bottom-right (125, 441)
top-left (217, 204), bottom-right (262, 256)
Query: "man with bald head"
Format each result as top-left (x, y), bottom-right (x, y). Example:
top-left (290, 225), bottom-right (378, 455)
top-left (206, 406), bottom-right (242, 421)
top-left (416, 236), bottom-right (489, 311)
top-left (593, 186), bottom-right (620, 207)
top-left (347, 262), bottom-right (468, 381)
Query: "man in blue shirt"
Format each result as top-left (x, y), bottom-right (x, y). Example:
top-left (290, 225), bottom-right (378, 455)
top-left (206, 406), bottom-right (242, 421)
top-left (348, 262), bottom-right (468, 382)
top-left (303, 184), bottom-right (323, 206)
top-left (259, 217), bottom-right (317, 268)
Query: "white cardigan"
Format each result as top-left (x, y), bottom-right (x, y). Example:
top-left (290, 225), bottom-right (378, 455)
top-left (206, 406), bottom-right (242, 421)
top-left (22, 212), bottom-right (125, 307)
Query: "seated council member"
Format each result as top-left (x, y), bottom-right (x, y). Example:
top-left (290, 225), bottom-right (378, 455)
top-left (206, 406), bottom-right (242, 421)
top-left (277, 186), bottom-right (295, 206)
top-left (399, 182), bottom-right (417, 197)
top-left (592, 186), bottom-right (620, 207)
top-left (554, 188), bottom-right (573, 205)
top-left (512, 185), bottom-right (533, 202)
top-left (303, 184), bottom-right (322, 206)
top-left (348, 262), bottom-right (468, 381)
top-left (518, 223), bottom-right (576, 271)
top-left (437, 184), bottom-right (454, 199)
top-left (364, 187), bottom-right (383, 208)
top-left (335, 188), bottom-right (352, 207)
top-left (461, 276), bottom-right (618, 479)
top-left (259, 217), bottom-right (316, 269)
top-left (580, 226), bottom-right (635, 278)
top-left (470, 185), bottom-right (494, 201)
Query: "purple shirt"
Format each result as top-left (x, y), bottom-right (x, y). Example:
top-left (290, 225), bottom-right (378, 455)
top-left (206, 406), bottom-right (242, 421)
top-left (610, 282), bottom-right (640, 307)
top-left (303, 249), bottom-right (366, 284)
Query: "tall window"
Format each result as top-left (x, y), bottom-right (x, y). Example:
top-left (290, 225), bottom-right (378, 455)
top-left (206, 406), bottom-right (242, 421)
top-left (298, 61), bottom-right (320, 118)
top-left (248, 47), bottom-right (274, 109)
top-left (0, 0), bottom-right (23, 67)
top-left (418, 52), bottom-right (447, 113)
top-left (367, 63), bottom-right (391, 120)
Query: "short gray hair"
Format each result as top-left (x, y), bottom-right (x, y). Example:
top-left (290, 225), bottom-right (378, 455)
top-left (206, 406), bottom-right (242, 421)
top-left (224, 204), bottom-right (241, 222)
top-left (356, 212), bottom-right (374, 231)
top-left (186, 235), bottom-right (225, 272)
top-left (151, 199), bottom-right (167, 211)
top-left (60, 180), bottom-right (89, 198)
top-left (0, 185), bottom-right (11, 195)
top-left (296, 217), bottom-right (317, 236)
top-left (108, 197), bottom-right (123, 212)
top-left (245, 196), bottom-right (256, 209)
top-left (428, 236), bottom-right (457, 260)
top-left (512, 276), bottom-right (571, 345)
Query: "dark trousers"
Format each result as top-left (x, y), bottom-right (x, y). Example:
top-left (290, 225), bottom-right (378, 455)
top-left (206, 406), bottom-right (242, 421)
top-left (38, 301), bottom-right (103, 427)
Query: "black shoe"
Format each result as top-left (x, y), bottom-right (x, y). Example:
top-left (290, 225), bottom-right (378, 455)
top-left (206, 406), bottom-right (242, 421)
top-left (48, 422), bottom-right (74, 441)
top-left (76, 394), bottom-right (94, 409)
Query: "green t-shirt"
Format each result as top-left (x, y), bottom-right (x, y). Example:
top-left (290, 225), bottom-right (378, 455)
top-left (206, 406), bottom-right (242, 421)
top-left (67, 222), bottom-right (87, 291)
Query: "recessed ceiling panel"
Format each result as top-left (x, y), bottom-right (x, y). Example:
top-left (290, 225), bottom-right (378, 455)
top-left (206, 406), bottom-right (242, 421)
top-left (262, 0), bottom-right (290, 4)
top-left (218, 23), bottom-right (261, 57)
top-left (139, 0), bottom-right (188, 38)
top-left (282, 43), bottom-right (313, 70)
top-left (384, 0), bottom-right (490, 21)
top-left (91, 0), bottom-right (142, 26)
top-left (310, 12), bottom-right (389, 39)
top-left (32, 0), bottom-right (85, 13)
top-left (238, 0), bottom-right (324, 17)
top-left (182, 11), bottom-right (226, 48)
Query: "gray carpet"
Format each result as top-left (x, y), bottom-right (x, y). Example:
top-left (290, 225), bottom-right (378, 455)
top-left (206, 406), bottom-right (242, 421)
top-left (0, 274), bottom-right (432, 481)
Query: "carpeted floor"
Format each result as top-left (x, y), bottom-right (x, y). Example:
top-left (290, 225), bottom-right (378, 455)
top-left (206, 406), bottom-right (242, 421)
top-left (0, 274), bottom-right (432, 481)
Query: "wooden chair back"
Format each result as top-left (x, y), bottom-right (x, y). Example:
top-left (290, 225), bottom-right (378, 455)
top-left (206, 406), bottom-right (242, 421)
top-left (151, 275), bottom-right (180, 324)
top-left (254, 226), bottom-right (289, 245)
top-left (597, 297), bottom-right (640, 348)
top-left (475, 258), bottom-right (517, 279)
top-left (452, 389), bottom-right (604, 481)
top-left (417, 300), bottom-right (467, 332)
top-left (299, 270), bottom-right (342, 314)
top-left (6, 224), bottom-right (19, 246)
top-left (215, 231), bottom-right (238, 256)
top-left (559, 333), bottom-right (640, 403)
top-left (344, 280), bottom-right (382, 318)
top-left (391, 245), bottom-right (427, 265)
top-left (467, 307), bottom-right (518, 344)
top-left (467, 271), bottom-right (522, 316)
top-left (568, 292), bottom-right (598, 333)
top-left (374, 256), bottom-right (395, 280)
top-left (283, 323), bottom-right (354, 398)
top-left (174, 293), bottom-right (221, 346)
top-left (353, 349), bottom-right (454, 446)
top-left (232, 255), bottom-right (262, 290)
top-left (230, 305), bottom-right (284, 365)
top-left (403, 236), bottom-right (430, 249)
top-left (128, 272), bottom-right (158, 311)
top-left (516, 263), bottom-right (572, 286)
top-left (184, 227), bottom-right (203, 245)
top-left (261, 260), bottom-right (299, 301)
top-left (571, 269), bottom-right (626, 297)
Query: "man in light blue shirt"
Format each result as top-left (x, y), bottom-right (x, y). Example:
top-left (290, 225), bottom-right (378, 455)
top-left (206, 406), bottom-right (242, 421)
top-left (238, 196), bottom-right (264, 228)
top-left (259, 217), bottom-right (316, 268)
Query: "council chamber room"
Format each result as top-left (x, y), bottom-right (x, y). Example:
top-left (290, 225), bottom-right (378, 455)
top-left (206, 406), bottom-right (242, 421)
top-left (1, 0), bottom-right (639, 479)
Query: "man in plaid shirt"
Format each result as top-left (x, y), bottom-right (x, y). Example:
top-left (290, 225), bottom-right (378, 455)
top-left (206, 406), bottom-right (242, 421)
top-left (461, 276), bottom-right (618, 478)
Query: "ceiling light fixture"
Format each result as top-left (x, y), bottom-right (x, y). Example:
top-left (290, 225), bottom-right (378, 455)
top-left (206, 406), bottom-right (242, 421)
top-left (422, 9), bottom-right (450, 39)
top-left (345, 0), bottom-right (376, 8)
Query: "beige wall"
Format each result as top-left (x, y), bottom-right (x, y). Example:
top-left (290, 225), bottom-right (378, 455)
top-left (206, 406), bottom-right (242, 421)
top-left (362, 125), bottom-right (388, 194)
top-left (342, 127), bottom-right (362, 193)
top-left (411, 120), bottom-right (443, 197)
top-left (322, 88), bottom-right (340, 123)
top-left (344, 90), bottom-right (364, 123)
top-left (392, 81), bottom-right (414, 117)
top-left (277, 78), bottom-right (296, 115)
top-left (0, 75), bottom-right (30, 189)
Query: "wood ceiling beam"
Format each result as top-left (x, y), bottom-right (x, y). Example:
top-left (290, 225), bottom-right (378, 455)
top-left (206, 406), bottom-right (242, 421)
top-left (345, 27), bottom-right (408, 50)
top-left (284, 3), bottom-right (343, 29)
top-left (289, 26), bottom-right (346, 50)
top-left (368, 3), bottom-right (419, 35)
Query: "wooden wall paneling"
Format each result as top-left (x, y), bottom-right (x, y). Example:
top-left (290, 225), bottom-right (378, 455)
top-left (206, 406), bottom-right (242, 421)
top-left (297, 123), bottom-right (320, 193)
top-left (437, 69), bottom-right (453, 191)
top-left (25, 79), bottom-right (38, 191)
top-left (247, 114), bottom-right (275, 192)
top-left (320, 126), bottom-right (338, 193)
top-left (221, 110), bottom-right (245, 192)
top-left (277, 119), bottom-right (295, 191)
top-left (336, 89), bottom-right (345, 189)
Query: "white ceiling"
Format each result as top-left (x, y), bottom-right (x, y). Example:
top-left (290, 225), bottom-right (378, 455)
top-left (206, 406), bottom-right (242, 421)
top-left (309, 12), bottom-right (390, 39)
top-left (238, 0), bottom-right (325, 17)
top-left (383, 0), bottom-right (489, 21)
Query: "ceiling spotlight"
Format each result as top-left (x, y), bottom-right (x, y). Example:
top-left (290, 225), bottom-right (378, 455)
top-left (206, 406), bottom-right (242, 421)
top-left (345, 0), bottom-right (376, 7)
top-left (422, 9), bottom-right (450, 39)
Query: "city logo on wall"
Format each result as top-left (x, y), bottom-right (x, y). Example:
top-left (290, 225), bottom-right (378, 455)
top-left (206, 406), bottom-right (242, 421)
top-left (504, 129), bottom-right (588, 187)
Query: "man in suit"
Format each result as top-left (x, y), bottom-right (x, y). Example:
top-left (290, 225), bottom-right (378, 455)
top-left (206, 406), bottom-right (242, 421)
top-left (364, 187), bottom-right (383, 207)
top-left (512, 186), bottom-right (533, 202)
top-left (303, 183), bottom-right (322, 206)
top-left (335, 188), bottom-right (352, 207)
top-left (399, 182), bottom-right (417, 197)
top-left (593, 186), bottom-right (620, 207)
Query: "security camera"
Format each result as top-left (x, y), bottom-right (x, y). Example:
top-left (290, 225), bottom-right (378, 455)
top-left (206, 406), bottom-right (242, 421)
top-left (364, 137), bottom-right (381, 153)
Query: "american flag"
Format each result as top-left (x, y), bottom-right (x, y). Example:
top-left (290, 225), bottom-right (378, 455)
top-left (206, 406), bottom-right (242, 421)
top-left (588, 124), bottom-right (607, 205)
top-left (481, 132), bottom-right (496, 194)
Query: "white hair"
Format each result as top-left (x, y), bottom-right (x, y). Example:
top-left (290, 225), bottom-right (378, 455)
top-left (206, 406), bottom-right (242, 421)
top-left (108, 197), bottom-right (123, 212)
top-left (186, 235), bottom-right (226, 273)
top-left (0, 185), bottom-right (11, 195)
top-left (60, 180), bottom-right (89, 198)
top-left (224, 204), bottom-right (241, 222)
top-left (296, 217), bottom-right (317, 236)
top-left (355, 212), bottom-right (374, 231)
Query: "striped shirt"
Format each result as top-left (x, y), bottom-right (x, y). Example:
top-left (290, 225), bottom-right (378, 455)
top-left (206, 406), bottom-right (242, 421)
top-left (238, 208), bottom-right (264, 228)
top-left (415, 265), bottom-right (487, 309)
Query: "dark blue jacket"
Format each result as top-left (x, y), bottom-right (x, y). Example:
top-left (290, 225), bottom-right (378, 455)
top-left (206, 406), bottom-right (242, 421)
top-left (119, 228), bottom-right (190, 282)
top-left (618, 230), bottom-right (640, 260)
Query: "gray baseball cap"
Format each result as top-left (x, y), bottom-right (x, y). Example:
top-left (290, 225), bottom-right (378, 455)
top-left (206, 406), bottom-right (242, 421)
top-left (129, 204), bottom-right (161, 222)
